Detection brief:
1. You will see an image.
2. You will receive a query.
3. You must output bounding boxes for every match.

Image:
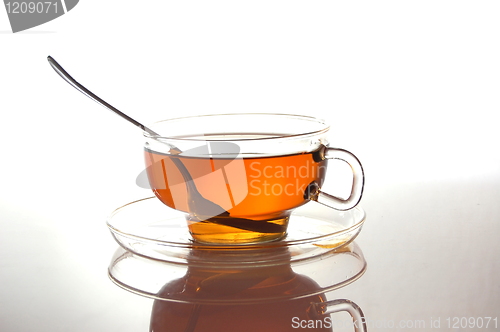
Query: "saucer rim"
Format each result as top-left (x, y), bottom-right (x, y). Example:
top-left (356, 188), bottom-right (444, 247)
top-left (106, 196), bottom-right (366, 250)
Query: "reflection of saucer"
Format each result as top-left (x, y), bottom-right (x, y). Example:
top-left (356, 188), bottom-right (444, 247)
top-left (106, 197), bottom-right (366, 265)
top-left (108, 242), bottom-right (367, 304)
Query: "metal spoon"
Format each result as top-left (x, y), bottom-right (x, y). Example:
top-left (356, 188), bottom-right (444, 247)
top-left (47, 56), bottom-right (285, 234)
top-left (46, 56), bottom-right (225, 216)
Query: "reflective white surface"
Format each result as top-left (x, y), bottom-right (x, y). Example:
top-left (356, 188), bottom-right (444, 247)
top-left (1, 1), bottom-right (500, 331)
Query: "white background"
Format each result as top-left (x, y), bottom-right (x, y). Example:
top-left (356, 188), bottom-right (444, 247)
top-left (1, 1), bottom-right (499, 331)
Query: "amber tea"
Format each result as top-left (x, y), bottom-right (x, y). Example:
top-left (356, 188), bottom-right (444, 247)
top-left (145, 147), bottom-right (328, 244)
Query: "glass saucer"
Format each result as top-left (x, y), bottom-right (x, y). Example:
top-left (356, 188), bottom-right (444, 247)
top-left (106, 197), bottom-right (366, 265)
top-left (108, 241), bottom-right (367, 304)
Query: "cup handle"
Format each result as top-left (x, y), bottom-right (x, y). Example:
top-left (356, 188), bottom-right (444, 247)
top-left (307, 147), bottom-right (365, 211)
top-left (313, 299), bottom-right (367, 332)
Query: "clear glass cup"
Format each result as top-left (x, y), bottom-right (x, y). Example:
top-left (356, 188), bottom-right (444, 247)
top-left (144, 113), bottom-right (364, 245)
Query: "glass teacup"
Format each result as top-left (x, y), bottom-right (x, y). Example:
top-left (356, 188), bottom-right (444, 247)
top-left (144, 113), bottom-right (364, 245)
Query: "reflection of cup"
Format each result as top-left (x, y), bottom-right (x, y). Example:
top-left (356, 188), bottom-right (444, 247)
top-left (149, 245), bottom-right (367, 332)
top-left (144, 114), bottom-right (364, 244)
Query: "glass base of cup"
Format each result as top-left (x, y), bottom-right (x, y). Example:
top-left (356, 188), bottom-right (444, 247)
top-left (186, 215), bottom-right (290, 245)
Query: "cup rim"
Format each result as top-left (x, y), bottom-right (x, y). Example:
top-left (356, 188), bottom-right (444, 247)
top-left (143, 113), bottom-right (330, 142)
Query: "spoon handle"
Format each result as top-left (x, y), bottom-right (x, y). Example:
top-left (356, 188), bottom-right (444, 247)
top-left (47, 56), bottom-right (159, 136)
